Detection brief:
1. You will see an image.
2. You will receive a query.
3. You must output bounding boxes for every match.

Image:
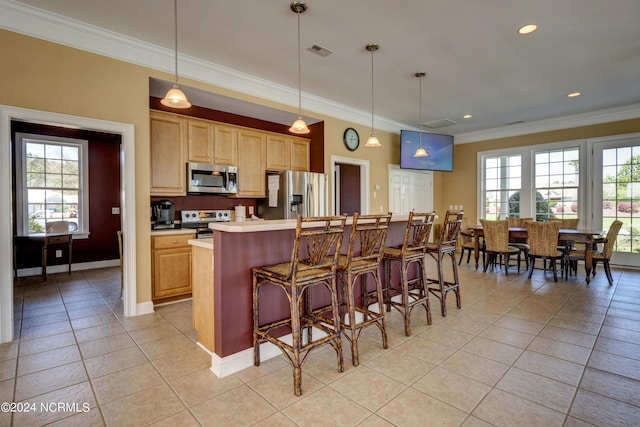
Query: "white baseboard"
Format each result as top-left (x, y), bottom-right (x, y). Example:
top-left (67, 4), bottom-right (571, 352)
top-left (136, 301), bottom-right (154, 316)
top-left (211, 341), bottom-right (282, 378)
top-left (15, 259), bottom-right (119, 278)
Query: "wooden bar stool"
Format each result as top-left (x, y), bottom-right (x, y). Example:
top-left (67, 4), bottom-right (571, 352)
top-left (383, 212), bottom-right (434, 336)
top-left (252, 215), bottom-right (346, 396)
top-left (333, 212), bottom-right (392, 366)
top-left (426, 211), bottom-right (464, 317)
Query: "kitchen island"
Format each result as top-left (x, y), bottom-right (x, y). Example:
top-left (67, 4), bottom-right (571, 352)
top-left (190, 215), bottom-right (411, 377)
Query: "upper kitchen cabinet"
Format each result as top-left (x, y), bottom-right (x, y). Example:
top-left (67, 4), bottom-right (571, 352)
top-left (150, 111), bottom-right (187, 196)
top-left (266, 134), bottom-right (290, 171)
top-left (290, 137), bottom-right (310, 171)
top-left (213, 125), bottom-right (238, 166)
top-left (187, 118), bottom-right (213, 164)
top-left (266, 135), bottom-right (310, 171)
top-left (236, 130), bottom-right (266, 197)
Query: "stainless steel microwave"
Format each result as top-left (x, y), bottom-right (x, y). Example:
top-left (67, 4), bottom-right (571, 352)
top-left (187, 163), bottom-right (238, 194)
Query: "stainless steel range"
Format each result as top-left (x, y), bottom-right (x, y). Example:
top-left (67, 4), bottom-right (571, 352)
top-left (180, 209), bottom-right (230, 238)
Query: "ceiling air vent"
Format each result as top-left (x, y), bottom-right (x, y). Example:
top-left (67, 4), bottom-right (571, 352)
top-left (423, 118), bottom-right (457, 129)
top-left (307, 44), bottom-right (333, 57)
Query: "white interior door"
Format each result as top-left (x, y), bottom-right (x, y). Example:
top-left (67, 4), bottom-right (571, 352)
top-left (592, 133), bottom-right (640, 267)
top-left (388, 165), bottom-right (433, 214)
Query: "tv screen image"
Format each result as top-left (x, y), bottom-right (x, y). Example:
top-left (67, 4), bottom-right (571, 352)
top-left (400, 130), bottom-right (454, 172)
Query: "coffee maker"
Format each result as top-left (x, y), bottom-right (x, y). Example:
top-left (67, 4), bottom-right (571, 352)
top-left (151, 200), bottom-right (176, 229)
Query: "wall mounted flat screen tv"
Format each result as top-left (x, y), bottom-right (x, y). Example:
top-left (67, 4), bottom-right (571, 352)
top-left (400, 130), bottom-right (454, 172)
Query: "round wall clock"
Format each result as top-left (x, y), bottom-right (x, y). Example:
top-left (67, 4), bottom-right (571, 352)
top-left (343, 127), bottom-right (359, 151)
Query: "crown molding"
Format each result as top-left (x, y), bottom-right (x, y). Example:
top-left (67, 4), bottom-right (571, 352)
top-left (2, 0), bottom-right (637, 140)
top-left (454, 103), bottom-right (640, 144)
top-left (0, 0), bottom-right (407, 133)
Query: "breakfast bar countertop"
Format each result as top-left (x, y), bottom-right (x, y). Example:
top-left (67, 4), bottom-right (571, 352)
top-left (209, 214), bottom-right (411, 233)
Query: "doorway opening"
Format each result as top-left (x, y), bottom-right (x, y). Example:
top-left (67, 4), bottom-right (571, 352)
top-left (330, 156), bottom-right (370, 215)
top-left (0, 106), bottom-right (136, 343)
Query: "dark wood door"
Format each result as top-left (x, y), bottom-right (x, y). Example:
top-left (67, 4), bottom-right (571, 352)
top-left (338, 163), bottom-right (361, 215)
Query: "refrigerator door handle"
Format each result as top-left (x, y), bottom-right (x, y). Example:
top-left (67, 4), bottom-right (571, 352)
top-left (306, 183), bottom-right (313, 217)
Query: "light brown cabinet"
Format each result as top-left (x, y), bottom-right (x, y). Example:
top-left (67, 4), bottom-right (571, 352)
top-left (150, 111), bottom-right (187, 196)
top-left (213, 125), bottom-right (238, 166)
top-left (151, 233), bottom-right (195, 302)
top-left (237, 130), bottom-right (266, 197)
top-left (266, 134), bottom-right (290, 171)
top-left (290, 137), bottom-right (310, 171)
top-left (187, 119), bottom-right (213, 163)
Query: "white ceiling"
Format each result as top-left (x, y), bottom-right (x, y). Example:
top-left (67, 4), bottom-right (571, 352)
top-left (5, 0), bottom-right (640, 139)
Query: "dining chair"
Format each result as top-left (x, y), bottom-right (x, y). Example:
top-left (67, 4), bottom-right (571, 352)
top-left (525, 220), bottom-right (563, 282)
top-left (334, 212), bottom-right (392, 366)
top-left (506, 217), bottom-right (532, 269)
top-left (426, 210), bottom-right (463, 317)
top-left (383, 212), bottom-right (434, 336)
top-left (252, 215), bottom-right (346, 396)
top-left (479, 219), bottom-right (521, 275)
top-left (459, 217), bottom-right (484, 266)
top-left (564, 220), bottom-right (623, 286)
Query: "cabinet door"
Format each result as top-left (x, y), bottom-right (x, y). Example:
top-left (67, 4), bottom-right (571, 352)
top-left (290, 138), bottom-right (310, 171)
top-left (150, 111), bottom-right (186, 196)
top-left (152, 248), bottom-right (192, 299)
top-left (187, 119), bottom-right (213, 163)
top-left (266, 135), bottom-right (290, 171)
top-left (237, 130), bottom-right (266, 197)
top-left (214, 125), bottom-right (238, 166)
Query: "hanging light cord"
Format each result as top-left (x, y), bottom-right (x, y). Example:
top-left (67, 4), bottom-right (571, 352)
top-left (296, 8), bottom-right (302, 116)
top-left (370, 48), bottom-right (375, 132)
top-left (418, 74), bottom-right (423, 148)
top-left (173, 0), bottom-right (179, 84)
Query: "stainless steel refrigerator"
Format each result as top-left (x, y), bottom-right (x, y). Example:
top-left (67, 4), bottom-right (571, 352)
top-left (257, 171), bottom-right (329, 219)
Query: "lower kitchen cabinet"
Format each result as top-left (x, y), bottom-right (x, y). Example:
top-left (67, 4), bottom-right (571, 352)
top-left (151, 233), bottom-right (195, 302)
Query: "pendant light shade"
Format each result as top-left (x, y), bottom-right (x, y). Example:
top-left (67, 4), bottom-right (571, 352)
top-left (161, 0), bottom-right (191, 109)
top-left (289, 2), bottom-right (310, 135)
top-left (365, 43), bottom-right (381, 147)
top-left (414, 72), bottom-right (428, 157)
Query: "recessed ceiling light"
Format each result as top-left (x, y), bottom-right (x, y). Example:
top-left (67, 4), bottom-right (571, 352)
top-left (463, 114), bottom-right (472, 119)
top-left (567, 92), bottom-right (581, 98)
top-left (518, 24), bottom-right (537, 35)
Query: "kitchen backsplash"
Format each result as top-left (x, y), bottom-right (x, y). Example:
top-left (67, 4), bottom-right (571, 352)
top-left (150, 195), bottom-right (258, 221)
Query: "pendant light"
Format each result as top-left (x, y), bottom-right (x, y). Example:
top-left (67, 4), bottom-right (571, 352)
top-left (161, 0), bottom-right (191, 109)
top-left (414, 72), bottom-right (428, 157)
top-left (365, 43), bottom-right (381, 147)
top-left (288, 2), bottom-right (310, 134)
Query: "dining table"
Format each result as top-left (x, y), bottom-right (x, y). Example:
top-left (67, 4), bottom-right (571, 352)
top-left (472, 226), bottom-right (604, 283)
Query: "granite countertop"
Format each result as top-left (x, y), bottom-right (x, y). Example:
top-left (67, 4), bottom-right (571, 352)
top-left (188, 237), bottom-right (213, 249)
top-left (150, 228), bottom-right (198, 236)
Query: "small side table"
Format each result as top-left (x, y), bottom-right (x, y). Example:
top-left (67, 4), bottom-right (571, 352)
top-left (14, 233), bottom-right (73, 280)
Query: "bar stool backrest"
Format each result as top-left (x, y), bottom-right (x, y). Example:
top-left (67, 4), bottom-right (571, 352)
top-left (401, 212), bottom-right (435, 255)
top-left (345, 213), bottom-right (393, 266)
top-left (438, 211), bottom-right (464, 250)
top-left (290, 215), bottom-right (347, 279)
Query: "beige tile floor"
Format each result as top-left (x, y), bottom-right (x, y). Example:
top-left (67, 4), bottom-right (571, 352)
top-left (2, 260), bottom-right (640, 426)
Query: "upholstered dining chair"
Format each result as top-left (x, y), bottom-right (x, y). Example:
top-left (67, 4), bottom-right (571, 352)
top-left (525, 220), bottom-right (563, 282)
top-left (252, 215), bottom-right (347, 396)
top-left (564, 220), bottom-right (623, 286)
top-left (459, 217), bottom-right (484, 266)
top-left (506, 217), bottom-right (532, 269)
top-left (479, 219), bottom-right (521, 275)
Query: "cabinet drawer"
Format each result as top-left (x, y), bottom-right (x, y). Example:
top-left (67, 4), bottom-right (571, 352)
top-left (152, 234), bottom-right (194, 249)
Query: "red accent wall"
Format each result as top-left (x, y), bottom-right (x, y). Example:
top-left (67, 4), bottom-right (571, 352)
top-left (12, 121), bottom-right (121, 269)
top-left (212, 221), bottom-right (409, 357)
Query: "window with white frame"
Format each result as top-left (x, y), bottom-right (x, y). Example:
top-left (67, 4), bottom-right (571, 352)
top-left (15, 133), bottom-right (89, 236)
top-left (534, 147), bottom-right (580, 222)
top-left (479, 141), bottom-right (584, 222)
top-left (482, 154), bottom-right (522, 220)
